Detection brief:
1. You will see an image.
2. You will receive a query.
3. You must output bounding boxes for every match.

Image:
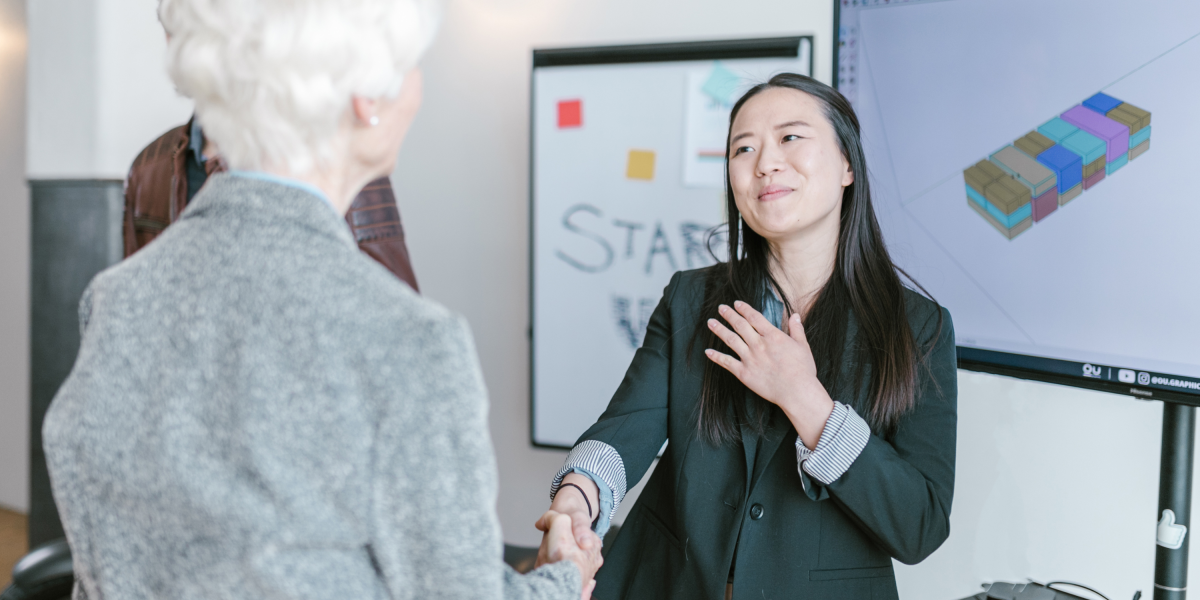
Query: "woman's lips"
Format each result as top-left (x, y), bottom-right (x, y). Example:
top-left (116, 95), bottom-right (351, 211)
top-left (758, 185), bottom-right (793, 201)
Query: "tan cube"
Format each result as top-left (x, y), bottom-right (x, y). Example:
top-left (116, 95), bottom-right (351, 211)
top-left (1106, 102), bottom-right (1151, 135)
top-left (1014, 130), bottom-right (1055, 158)
top-left (1083, 156), bottom-right (1106, 179)
top-left (983, 175), bottom-right (1032, 216)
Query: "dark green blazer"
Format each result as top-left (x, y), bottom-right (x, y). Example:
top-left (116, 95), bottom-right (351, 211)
top-left (581, 268), bottom-right (957, 600)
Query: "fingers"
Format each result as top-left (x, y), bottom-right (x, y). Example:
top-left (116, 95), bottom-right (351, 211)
top-left (733, 300), bottom-right (779, 337)
top-left (787, 312), bottom-right (810, 346)
top-left (539, 513), bottom-right (605, 589)
top-left (574, 518), bottom-right (596, 549)
top-left (704, 348), bottom-right (743, 378)
top-left (582, 579), bottom-right (596, 600)
top-left (578, 529), bottom-right (602, 551)
top-left (543, 504), bottom-right (596, 554)
top-left (718, 303), bottom-right (761, 344)
top-left (575, 530), bottom-right (604, 583)
top-left (707, 318), bottom-right (749, 357)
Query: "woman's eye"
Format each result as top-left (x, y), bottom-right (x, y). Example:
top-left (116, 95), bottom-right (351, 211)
top-left (782, 134), bottom-right (801, 143)
top-left (732, 145), bottom-right (755, 156)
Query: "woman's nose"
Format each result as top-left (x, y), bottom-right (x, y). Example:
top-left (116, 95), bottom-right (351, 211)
top-left (756, 146), bottom-right (786, 177)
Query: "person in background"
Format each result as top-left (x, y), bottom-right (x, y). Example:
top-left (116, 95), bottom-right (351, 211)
top-left (42, 0), bottom-right (601, 598)
top-left (536, 74), bottom-right (957, 600)
top-left (124, 97), bottom-right (419, 290)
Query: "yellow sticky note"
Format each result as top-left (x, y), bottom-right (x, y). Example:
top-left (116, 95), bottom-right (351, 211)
top-left (626, 150), bottom-right (656, 181)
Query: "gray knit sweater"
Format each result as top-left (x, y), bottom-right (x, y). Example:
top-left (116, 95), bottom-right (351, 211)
top-left (43, 174), bottom-right (579, 600)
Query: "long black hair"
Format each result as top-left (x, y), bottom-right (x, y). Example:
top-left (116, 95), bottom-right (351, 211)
top-left (691, 73), bottom-right (939, 445)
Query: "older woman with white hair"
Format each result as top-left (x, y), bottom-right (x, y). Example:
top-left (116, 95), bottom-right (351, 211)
top-left (41, 1), bottom-right (602, 599)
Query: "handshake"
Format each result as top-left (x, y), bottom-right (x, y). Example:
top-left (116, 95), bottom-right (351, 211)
top-left (534, 475), bottom-right (606, 599)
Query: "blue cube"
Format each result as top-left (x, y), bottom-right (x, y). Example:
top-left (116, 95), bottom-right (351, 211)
top-left (1083, 92), bottom-right (1124, 115)
top-left (1037, 144), bottom-right (1084, 193)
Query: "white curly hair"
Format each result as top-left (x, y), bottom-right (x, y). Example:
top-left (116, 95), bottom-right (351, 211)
top-left (158, 0), bottom-right (440, 174)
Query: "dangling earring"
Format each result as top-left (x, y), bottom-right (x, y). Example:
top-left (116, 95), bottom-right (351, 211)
top-left (369, 116), bottom-right (379, 127)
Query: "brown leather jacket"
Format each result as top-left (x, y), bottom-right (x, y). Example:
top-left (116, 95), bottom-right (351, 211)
top-left (123, 117), bottom-right (419, 291)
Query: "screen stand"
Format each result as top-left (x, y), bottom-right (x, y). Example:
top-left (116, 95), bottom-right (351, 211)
top-left (1156, 402), bottom-right (1195, 600)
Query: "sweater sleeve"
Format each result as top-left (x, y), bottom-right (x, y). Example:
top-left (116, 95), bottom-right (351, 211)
top-left (369, 312), bottom-right (580, 599)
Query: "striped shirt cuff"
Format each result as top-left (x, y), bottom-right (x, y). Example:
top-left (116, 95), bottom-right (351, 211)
top-left (551, 440), bottom-right (627, 534)
top-left (795, 402), bottom-right (871, 485)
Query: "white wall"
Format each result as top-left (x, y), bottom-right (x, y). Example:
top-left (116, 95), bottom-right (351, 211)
top-left (0, 0), bottom-right (28, 513)
top-left (26, 0), bottom-right (191, 179)
top-left (902, 371), bottom-right (1176, 600)
top-left (24, 0), bottom-right (94, 179)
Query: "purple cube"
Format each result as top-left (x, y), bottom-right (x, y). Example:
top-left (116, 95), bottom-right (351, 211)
top-left (1060, 105), bottom-right (1130, 164)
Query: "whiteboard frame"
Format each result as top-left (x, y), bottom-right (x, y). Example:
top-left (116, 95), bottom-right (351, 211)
top-left (528, 36), bottom-right (815, 449)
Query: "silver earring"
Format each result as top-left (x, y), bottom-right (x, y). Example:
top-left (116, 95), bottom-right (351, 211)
top-left (369, 116), bottom-right (379, 127)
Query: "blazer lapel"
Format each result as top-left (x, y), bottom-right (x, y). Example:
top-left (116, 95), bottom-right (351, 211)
top-left (746, 406), bottom-right (790, 496)
top-left (740, 390), bottom-right (790, 499)
top-left (740, 417), bottom-right (758, 496)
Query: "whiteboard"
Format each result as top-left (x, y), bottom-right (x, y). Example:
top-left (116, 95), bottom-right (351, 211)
top-left (530, 37), bottom-right (814, 447)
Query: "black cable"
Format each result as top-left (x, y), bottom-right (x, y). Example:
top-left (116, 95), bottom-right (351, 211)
top-left (1045, 581), bottom-right (1111, 600)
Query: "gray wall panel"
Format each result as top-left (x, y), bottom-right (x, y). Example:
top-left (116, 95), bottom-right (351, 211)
top-left (29, 179), bottom-right (122, 547)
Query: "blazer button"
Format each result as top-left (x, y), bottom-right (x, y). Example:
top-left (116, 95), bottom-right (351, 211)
top-left (750, 503), bottom-right (765, 520)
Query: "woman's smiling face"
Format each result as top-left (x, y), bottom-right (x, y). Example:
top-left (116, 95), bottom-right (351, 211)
top-left (727, 87), bottom-right (853, 246)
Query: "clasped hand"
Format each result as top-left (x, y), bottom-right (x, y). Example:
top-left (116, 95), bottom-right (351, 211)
top-left (534, 486), bottom-right (603, 600)
top-left (705, 301), bottom-right (834, 449)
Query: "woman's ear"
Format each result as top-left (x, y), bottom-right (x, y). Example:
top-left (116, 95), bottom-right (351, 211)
top-left (842, 157), bottom-right (855, 187)
top-left (350, 96), bottom-right (380, 128)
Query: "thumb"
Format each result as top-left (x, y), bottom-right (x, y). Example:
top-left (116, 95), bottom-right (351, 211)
top-left (535, 510), bottom-right (562, 532)
top-left (1162, 509), bottom-right (1178, 527)
top-left (549, 513), bottom-right (576, 543)
top-left (788, 313), bottom-right (806, 342)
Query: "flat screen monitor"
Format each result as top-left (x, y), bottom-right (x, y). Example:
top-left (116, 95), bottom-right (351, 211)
top-left (835, 0), bottom-right (1200, 403)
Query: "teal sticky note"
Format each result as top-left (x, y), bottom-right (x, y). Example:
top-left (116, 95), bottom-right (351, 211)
top-left (701, 62), bottom-right (740, 105)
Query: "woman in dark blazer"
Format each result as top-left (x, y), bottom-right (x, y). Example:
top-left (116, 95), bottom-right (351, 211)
top-left (536, 74), bottom-right (957, 600)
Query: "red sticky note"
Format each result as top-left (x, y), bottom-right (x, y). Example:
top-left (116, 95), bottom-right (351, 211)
top-left (557, 99), bottom-right (582, 129)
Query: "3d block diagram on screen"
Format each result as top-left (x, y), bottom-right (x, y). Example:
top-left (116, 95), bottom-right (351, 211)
top-left (963, 92), bottom-right (1152, 239)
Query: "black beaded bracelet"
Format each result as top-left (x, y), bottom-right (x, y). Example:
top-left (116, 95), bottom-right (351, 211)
top-left (559, 482), bottom-right (593, 520)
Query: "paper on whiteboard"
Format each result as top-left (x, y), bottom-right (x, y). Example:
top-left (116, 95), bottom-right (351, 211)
top-left (683, 63), bottom-right (746, 188)
top-left (682, 67), bottom-right (733, 188)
